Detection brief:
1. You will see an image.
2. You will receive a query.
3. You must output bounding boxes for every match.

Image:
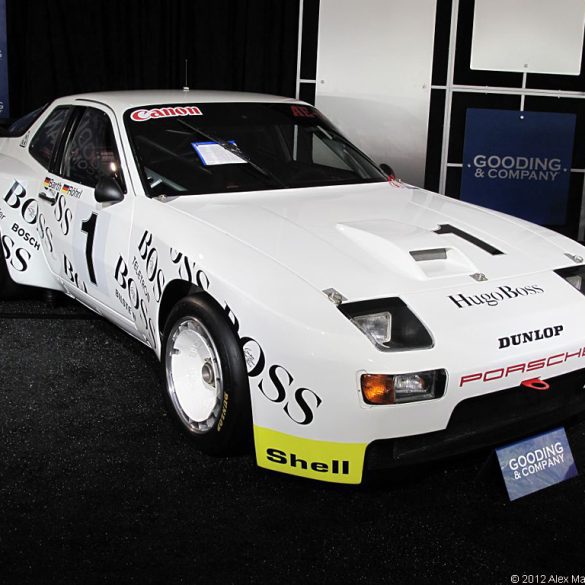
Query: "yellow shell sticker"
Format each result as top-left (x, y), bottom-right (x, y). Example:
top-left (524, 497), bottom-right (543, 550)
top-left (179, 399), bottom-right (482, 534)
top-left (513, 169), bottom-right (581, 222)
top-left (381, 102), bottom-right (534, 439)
top-left (254, 426), bottom-right (367, 484)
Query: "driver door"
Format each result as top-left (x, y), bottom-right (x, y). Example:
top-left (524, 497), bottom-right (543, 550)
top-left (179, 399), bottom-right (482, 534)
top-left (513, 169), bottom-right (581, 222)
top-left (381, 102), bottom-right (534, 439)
top-left (56, 105), bottom-right (138, 334)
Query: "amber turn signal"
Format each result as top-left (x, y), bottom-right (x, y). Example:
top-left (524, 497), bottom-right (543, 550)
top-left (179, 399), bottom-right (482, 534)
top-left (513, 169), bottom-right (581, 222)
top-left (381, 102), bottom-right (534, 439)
top-left (361, 374), bottom-right (394, 405)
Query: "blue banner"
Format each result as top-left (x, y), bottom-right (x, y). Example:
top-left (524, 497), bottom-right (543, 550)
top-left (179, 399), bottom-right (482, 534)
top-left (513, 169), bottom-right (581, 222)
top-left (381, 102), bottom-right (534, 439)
top-left (461, 109), bottom-right (576, 225)
top-left (0, 0), bottom-right (8, 118)
top-left (496, 427), bottom-right (578, 501)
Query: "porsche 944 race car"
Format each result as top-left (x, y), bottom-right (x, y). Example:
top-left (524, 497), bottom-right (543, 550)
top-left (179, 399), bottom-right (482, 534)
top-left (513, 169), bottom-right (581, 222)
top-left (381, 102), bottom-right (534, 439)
top-left (2, 90), bottom-right (585, 484)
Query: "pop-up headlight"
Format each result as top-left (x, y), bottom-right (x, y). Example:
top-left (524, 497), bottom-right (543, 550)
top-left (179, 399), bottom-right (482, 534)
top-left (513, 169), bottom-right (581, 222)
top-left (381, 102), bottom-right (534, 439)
top-left (339, 298), bottom-right (433, 351)
top-left (555, 265), bottom-right (585, 294)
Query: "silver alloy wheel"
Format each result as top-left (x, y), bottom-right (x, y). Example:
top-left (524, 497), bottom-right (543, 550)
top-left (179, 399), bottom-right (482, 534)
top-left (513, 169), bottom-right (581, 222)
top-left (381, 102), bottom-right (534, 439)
top-left (165, 316), bottom-right (224, 434)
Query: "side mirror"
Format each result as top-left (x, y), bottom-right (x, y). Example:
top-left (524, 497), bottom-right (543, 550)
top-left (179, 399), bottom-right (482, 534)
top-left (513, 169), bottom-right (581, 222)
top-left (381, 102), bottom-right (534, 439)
top-left (95, 177), bottom-right (124, 204)
top-left (379, 163), bottom-right (396, 180)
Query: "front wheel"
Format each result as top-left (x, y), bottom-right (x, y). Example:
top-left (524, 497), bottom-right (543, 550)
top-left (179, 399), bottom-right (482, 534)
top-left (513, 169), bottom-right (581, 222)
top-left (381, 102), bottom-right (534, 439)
top-left (161, 295), bottom-right (252, 455)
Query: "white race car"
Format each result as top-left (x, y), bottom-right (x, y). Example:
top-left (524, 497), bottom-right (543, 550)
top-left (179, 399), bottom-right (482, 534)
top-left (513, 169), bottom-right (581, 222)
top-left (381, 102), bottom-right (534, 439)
top-left (2, 90), bottom-right (585, 484)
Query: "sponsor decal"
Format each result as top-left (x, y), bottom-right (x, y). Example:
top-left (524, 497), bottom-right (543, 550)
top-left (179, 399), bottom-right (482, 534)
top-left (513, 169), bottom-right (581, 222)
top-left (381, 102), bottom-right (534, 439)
top-left (290, 105), bottom-right (316, 118)
top-left (43, 177), bottom-right (62, 193)
top-left (115, 254), bottom-right (157, 347)
top-left (449, 284), bottom-right (543, 309)
top-left (11, 222), bottom-right (40, 250)
top-left (459, 345), bottom-right (585, 386)
top-left (1, 234), bottom-right (31, 272)
top-left (217, 392), bottom-right (229, 432)
top-left (498, 325), bottom-right (563, 349)
top-left (130, 105), bottom-right (202, 122)
top-left (115, 287), bottom-right (134, 318)
top-left (496, 427), bottom-right (578, 501)
top-left (61, 184), bottom-right (82, 199)
top-left (167, 243), bottom-right (324, 426)
top-left (63, 255), bottom-right (88, 293)
top-left (37, 213), bottom-right (54, 254)
top-left (4, 181), bottom-right (38, 225)
top-left (254, 426), bottom-right (366, 484)
top-left (137, 231), bottom-right (165, 303)
top-left (53, 192), bottom-right (72, 235)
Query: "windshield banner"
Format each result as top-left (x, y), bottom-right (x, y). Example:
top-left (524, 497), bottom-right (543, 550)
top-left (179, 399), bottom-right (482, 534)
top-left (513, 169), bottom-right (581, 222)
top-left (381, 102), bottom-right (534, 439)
top-left (460, 109), bottom-right (575, 225)
top-left (0, 0), bottom-right (8, 118)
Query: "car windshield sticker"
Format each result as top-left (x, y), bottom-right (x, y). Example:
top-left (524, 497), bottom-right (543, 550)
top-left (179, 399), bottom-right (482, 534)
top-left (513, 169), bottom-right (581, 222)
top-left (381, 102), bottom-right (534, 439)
top-left (130, 106), bottom-right (202, 122)
top-left (192, 141), bottom-right (246, 166)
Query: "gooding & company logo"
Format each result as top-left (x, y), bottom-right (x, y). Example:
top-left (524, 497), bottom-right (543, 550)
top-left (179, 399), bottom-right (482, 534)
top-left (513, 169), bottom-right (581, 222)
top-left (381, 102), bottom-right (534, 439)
top-left (471, 155), bottom-right (566, 183)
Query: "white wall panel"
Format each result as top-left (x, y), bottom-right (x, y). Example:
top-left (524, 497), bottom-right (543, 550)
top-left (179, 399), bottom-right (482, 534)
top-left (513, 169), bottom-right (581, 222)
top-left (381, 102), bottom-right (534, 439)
top-left (315, 0), bottom-right (437, 187)
top-left (471, 0), bottom-right (585, 75)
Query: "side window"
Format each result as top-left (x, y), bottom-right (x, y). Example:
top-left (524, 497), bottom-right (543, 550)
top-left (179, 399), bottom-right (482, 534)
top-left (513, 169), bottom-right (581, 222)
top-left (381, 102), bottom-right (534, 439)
top-left (61, 108), bottom-right (125, 190)
top-left (29, 107), bottom-right (71, 169)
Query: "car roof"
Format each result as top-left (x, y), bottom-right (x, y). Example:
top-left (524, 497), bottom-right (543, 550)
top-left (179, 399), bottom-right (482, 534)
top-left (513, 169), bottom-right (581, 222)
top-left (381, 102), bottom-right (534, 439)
top-left (55, 89), bottom-right (301, 115)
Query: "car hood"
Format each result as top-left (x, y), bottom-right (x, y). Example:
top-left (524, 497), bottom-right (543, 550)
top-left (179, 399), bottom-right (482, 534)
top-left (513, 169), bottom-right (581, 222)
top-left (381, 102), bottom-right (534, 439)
top-left (168, 182), bottom-right (581, 301)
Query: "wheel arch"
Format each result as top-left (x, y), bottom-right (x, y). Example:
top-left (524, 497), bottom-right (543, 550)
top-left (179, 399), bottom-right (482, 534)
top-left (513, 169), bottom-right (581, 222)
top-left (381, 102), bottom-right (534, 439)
top-left (157, 278), bottom-right (235, 342)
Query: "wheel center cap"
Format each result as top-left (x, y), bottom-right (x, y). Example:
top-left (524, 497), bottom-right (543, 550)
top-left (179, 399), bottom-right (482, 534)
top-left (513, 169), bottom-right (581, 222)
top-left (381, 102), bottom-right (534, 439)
top-left (201, 360), bottom-right (215, 385)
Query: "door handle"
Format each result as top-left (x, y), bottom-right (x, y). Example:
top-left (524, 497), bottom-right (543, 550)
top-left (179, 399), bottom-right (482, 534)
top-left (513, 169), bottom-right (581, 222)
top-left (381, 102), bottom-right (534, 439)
top-left (39, 191), bottom-right (57, 205)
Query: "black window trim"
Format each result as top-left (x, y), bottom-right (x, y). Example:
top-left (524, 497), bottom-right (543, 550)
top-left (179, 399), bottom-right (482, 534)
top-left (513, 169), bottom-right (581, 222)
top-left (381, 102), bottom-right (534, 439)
top-left (53, 105), bottom-right (128, 194)
top-left (29, 105), bottom-right (74, 171)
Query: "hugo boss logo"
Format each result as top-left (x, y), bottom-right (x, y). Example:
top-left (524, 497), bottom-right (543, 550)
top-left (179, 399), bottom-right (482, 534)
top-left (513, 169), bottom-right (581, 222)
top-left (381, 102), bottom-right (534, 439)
top-left (4, 181), bottom-right (39, 225)
top-left (137, 231), bottom-right (166, 303)
top-left (449, 284), bottom-right (544, 309)
top-left (499, 325), bottom-right (563, 349)
top-left (115, 255), bottom-right (157, 347)
top-left (222, 303), bottom-right (323, 426)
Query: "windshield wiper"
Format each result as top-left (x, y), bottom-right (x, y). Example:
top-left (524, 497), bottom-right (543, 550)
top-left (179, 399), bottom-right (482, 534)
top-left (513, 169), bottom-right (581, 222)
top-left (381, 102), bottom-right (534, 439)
top-left (176, 118), bottom-right (289, 189)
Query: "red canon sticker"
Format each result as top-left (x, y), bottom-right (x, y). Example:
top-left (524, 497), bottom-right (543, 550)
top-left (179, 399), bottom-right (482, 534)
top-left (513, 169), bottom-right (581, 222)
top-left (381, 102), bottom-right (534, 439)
top-left (521, 378), bottom-right (550, 391)
top-left (130, 105), bottom-right (203, 122)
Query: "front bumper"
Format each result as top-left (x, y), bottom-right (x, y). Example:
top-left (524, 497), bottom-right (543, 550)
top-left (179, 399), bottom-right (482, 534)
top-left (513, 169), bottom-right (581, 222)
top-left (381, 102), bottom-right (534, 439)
top-left (366, 368), bottom-right (585, 471)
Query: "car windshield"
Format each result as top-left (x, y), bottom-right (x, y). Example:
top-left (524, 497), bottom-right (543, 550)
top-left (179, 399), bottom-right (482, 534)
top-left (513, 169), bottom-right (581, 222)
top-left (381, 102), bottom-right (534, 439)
top-left (124, 102), bottom-right (387, 196)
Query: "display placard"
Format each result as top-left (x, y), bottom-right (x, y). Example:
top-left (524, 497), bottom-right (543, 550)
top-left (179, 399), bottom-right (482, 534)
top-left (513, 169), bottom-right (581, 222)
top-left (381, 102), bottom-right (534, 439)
top-left (496, 427), bottom-right (578, 501)
top-left (461, 109), bottom-right (576, 225)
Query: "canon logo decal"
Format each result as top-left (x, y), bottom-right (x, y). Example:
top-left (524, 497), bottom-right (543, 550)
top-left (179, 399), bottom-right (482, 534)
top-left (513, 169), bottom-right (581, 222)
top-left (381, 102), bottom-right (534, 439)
top-left (130, 105), bottom-right (203, 122)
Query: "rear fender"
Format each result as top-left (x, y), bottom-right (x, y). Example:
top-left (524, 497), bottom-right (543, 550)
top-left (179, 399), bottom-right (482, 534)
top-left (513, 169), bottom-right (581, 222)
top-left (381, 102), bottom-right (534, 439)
top-left (0, 174), bottom-right (59, 289)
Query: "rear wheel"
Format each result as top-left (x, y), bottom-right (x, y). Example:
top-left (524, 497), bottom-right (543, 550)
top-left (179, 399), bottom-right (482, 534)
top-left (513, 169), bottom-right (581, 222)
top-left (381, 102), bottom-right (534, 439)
top-left (162, 295), bottom-right (252, 455)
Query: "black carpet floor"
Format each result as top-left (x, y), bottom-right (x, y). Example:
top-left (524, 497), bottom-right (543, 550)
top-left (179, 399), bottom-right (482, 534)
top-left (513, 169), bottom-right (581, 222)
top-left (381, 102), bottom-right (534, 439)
top-left (1, 296), bottom-right (585, 584)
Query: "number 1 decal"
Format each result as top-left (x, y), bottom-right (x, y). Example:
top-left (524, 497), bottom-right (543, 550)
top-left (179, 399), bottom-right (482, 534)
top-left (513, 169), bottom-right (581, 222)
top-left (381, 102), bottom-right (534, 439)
top-left (81, 213), bottom-right (98, 285)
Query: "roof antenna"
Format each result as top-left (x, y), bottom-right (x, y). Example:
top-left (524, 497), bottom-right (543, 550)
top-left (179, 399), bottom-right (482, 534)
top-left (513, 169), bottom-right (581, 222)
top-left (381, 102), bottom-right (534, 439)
top-left (183, 59), bottom-right (189, 91)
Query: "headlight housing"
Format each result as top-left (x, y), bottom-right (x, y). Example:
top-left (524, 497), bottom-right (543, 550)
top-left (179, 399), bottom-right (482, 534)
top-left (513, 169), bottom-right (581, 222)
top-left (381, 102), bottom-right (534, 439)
top-left (361, 370), bottom-right (446, 404)
top-left (339, 298), bottom-right (433, 351)
top-left (555, 265), bottom-right (585, 294)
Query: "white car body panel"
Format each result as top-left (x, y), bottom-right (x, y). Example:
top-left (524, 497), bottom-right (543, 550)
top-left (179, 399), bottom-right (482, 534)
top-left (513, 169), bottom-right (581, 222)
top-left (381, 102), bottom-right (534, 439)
top-left (2, 90), bottom-right (585, 484)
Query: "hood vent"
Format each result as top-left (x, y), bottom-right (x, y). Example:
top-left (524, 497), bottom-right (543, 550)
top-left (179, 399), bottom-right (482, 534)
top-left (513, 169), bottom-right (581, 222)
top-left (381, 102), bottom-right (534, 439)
top-left (410, 248), bottom-right (447, 262)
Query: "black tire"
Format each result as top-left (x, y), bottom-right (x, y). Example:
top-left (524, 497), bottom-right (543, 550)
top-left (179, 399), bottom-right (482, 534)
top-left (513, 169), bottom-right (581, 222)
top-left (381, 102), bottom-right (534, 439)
top-left (161, 295), bottom-right (252, 455)
top-left (0, 231), bottom-right (22, 300)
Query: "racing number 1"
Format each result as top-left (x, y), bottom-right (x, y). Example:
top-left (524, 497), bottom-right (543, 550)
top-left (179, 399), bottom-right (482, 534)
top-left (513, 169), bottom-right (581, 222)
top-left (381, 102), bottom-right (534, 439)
top-left (81, 213), bottom-right (98, 285)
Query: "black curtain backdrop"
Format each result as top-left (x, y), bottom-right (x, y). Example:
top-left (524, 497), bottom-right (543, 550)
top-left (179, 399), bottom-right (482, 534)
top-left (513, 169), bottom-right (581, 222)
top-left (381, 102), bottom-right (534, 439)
top-left (6, 0), bottom-right (300, 118)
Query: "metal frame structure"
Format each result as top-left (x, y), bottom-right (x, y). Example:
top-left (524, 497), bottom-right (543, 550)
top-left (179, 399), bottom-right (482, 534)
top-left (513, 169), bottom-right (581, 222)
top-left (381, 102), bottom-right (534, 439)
top-left (433, 0), bottom-right (585, 239)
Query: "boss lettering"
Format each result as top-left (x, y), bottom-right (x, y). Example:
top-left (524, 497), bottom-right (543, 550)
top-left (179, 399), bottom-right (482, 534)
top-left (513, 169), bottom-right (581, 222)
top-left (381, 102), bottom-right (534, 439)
top-left (449, 284), bottom-right (544, 309)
